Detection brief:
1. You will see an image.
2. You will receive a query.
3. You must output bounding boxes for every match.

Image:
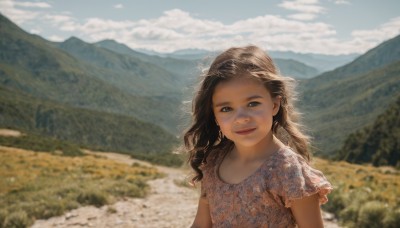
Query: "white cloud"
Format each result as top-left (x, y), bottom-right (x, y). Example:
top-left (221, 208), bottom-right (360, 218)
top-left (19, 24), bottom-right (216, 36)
top-left (34, 8), bottom-right (350, 54)
top-left (48, 35), bottom-right (65, 42)
top-left (29, 28), bottom-right (41, 34)
top-left (44, 14), bottom-right (74, 24)
top-left (0, 0), bottom-right (40, 23)
top-left (279, 0), bottom-right (325, 14)
top-left (279, 0), bottom-right (325, 21)
top-left (113, 4), bottom-right (123, 9)
top-left (349, 16), bottom-right (400, 52)
top-left (2, 2), bottom-right (398, 55)
top-left (14, 1), bottom-right (51, 8)
top-left (288, 13), bottom-right (317, 21)
top-left (334, 0), bottom-right (350, 5)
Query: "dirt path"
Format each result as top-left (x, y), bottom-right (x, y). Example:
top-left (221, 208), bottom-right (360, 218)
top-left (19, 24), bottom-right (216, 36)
top-left (32, 151), bottom-right (339, 228)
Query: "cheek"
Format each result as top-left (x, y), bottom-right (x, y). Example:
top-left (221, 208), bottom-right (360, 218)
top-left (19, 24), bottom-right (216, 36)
top-left (217, 118), bottom-right (229, 130)
top-left (215, 115), bottom-right (232, 132)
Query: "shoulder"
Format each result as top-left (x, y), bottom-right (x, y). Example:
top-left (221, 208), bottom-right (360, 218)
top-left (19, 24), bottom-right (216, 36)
top-left (270, 146), bottom-right (308, 170)
top-left (268, 146), bottom-right (333, 207)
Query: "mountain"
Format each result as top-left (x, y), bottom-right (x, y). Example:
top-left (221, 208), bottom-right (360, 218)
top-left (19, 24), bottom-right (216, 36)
top-left (94, 39), bottom-right (199, 84)
top-left (97, 40), bottom-right (319, 79)
top-left (269, 51), bottom-right (359, 72)
top-left (303, 34), bottom-right (400, 90)
top-left (274, 58), bottom-right (319, 79)
top-left (0, 84), bottom-right (178, 154)
top-left (300, 34), bottom-right (400, 155)
top-left (58, 37), bottom-right (181, 97)
top-left (335, 96), bottom-right (400, 167)
top-left (136, 48), bottom-right (357, 73)
top-left (0, 13), bottom-right (181, 134)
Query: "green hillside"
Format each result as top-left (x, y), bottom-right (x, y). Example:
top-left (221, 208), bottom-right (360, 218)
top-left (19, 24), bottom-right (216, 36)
top-left (58, 37), bottom-right (183, 97)
top-left (0, 13), bottom-right (181, 134)
top-left (335, 96), bottom-right (400, 167)
top-left (301, 60), bottom-right (400, 155)
top-left (300, 34), bottom-right (400, 155)
top-left (0, 85), bottom-right (178, 155)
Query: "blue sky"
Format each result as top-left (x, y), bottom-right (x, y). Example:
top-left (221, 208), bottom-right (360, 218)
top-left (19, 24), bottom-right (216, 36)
top-left (1, 0), bottom-right (399, 55)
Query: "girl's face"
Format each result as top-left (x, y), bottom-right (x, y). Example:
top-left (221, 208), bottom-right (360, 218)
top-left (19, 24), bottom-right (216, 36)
top-left (212, 78), bottom-right (281, 149)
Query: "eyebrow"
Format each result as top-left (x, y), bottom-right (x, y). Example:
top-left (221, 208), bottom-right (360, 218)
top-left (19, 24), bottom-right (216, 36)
top-left (213, 95), bottom-right (264, 107)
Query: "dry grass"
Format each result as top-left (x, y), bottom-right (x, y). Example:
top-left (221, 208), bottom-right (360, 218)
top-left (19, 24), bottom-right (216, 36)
top-left (313, 158), bottom-right (399, 206)
top-left (0, 146), bottom-right (162, 227)
top-left (312, 158), bottom-right (400, 227)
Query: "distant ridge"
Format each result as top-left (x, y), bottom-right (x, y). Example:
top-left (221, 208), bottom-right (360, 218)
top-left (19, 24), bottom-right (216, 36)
top-left (94, 39), bottom-right (199, 84)
top-left (97, 40), bottom-right (320, 79)
top-left (303, 34), bottom-right (400, 90)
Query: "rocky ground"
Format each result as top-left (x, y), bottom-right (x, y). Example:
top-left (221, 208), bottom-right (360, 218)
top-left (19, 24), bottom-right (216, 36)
top-left (31, 151), bottom-right (339, 228)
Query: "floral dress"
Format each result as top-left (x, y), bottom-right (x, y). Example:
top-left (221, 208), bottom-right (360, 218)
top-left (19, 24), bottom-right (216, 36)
top-left (200, 146), bottom-right (333, 227)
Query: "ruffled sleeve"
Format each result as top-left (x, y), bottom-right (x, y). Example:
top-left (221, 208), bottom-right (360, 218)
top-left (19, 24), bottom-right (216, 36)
top-left (270, 149), bottom-right (333, 208)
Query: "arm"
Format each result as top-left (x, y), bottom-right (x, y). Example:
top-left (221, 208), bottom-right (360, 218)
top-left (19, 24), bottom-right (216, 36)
top-left (290, 193), bottom-right (324, 228)
top-left (191, 196), bottom-right (212, 228)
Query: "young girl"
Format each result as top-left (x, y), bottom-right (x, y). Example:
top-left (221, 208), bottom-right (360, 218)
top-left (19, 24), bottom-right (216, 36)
top-left (184, 45), bottom-right (333, 227)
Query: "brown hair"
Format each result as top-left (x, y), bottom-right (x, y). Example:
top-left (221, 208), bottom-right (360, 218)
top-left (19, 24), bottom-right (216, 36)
top-left (184, 45), bottom-right (311, 184)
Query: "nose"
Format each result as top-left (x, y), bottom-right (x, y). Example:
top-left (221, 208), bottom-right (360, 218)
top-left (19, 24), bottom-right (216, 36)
top-left (234, 108), bottom-right (250, 124)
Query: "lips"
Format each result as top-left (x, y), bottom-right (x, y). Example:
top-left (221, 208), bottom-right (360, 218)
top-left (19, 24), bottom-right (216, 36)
top-left (235, 128), bottom-right (256, 135)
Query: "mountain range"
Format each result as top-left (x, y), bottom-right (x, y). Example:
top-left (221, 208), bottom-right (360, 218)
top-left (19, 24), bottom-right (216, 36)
top-left (138, 47), bottom-right (358, 73)
top-left (1, 12), bottom-right (399, 166)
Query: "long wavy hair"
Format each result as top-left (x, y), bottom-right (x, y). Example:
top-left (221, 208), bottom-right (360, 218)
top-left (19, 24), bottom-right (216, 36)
top-left (184, 45), bottom-right (311, 184)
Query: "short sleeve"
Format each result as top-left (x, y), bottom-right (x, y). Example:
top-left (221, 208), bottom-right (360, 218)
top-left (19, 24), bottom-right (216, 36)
top-left (274, 152), bottom-right (333, 208)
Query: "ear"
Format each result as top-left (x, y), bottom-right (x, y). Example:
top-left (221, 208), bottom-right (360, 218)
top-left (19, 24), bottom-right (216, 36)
top-left (272, 96), bottom-right (282, 116)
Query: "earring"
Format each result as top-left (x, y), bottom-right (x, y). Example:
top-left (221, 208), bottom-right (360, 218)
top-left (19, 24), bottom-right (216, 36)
top-left (218, 128), bottom-right (225, 139)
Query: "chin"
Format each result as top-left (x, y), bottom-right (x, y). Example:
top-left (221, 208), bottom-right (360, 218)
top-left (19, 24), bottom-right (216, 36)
top-left (232, 139), bottom-right (264, 148)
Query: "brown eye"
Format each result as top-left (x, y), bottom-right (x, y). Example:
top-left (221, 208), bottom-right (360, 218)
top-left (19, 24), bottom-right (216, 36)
top-left (220, 107), bottom-right (232, 112)
top-left (248, 101), bottom-right (261, 107)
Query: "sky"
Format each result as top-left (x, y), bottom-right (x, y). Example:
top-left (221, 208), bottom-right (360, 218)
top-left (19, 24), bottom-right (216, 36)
top-left (1, 0), bottom-right (399, 55)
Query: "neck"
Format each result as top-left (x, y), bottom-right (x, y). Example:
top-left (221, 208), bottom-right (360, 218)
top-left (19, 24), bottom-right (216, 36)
top-left (232, 132), bottom-right (283, 162)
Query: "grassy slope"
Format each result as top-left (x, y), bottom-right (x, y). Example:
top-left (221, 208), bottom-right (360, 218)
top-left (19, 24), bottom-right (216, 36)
top-left (314, 157), bottom-right (400, 227)
top-left (0, 146), bottom-right (162, 227)
top-left (301, 60), bottom-right (400, 156)
top-left (0, 85), bottom-right (179, 155)
top-left (299, 34), bottom-right (400, 156)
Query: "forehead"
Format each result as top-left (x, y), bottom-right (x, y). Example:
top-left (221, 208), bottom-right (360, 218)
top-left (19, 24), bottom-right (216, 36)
top-left (212, 78), bottom-right (270, 102)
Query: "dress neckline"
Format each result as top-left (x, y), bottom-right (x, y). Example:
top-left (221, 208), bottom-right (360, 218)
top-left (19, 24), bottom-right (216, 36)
top-left (214, 146), bottom-right (288, 186)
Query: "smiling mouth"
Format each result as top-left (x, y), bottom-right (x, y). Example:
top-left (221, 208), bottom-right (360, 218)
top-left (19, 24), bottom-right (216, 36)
top-left (235, 128), bottom-right (256, 135)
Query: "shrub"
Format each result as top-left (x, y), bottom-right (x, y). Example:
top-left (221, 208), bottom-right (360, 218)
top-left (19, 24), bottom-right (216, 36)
top-left (77, 189), bottom-right (108, 207)
top-left (0, 209), bottom-right (7, 228)
top-left (321, 186), bottom-right (345, 215)
top-left (131, 152), bottom-right (184, 167)
top-left (106, 181), bottom-right (147, 198)
top-left (339, 203), bottom-right (360, 225)
top-left (3, 210), bottom-right (32, 228)
top-left (383, 208), bottom-right (400, 228)
top-left (357, 201), bottom-right (386, 228)
top-left (106, 206), bottom-right (117, 214)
